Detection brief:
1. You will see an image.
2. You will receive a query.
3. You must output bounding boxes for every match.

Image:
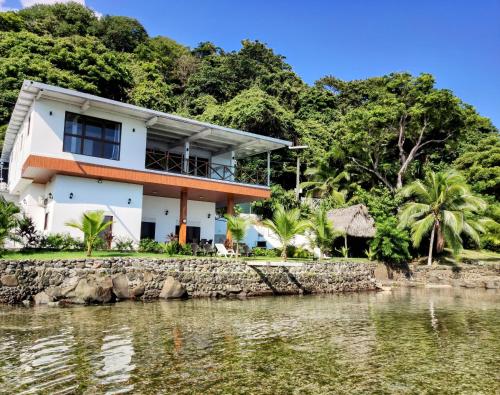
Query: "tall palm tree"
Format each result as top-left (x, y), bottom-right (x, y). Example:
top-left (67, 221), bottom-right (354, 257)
top-left (224, 214), bottom-right (249, 258)
top-left (300, 160), bottom-right (349, 205)
top-left (398, 170), bottom-right (488, 265)
top-left (66, 210), bottom-right (113, 256)
top-left (261, 204), bottom-right (309, 260)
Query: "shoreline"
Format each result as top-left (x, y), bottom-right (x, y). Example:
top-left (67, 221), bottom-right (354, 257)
top-left (0, 258), bottom-right (377, 305)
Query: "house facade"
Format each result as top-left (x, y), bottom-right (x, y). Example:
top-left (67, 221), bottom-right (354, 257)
top-left (1, 80), bottom-right (291, 245)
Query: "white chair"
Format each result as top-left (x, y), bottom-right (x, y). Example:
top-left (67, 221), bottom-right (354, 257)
top-left (215, 243), bottom-right (235, 257)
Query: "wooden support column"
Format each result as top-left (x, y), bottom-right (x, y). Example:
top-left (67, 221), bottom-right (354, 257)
top-left (226, 194), bottom-right (235, 243)
top-left (179, 188), bottom-right (188, 245)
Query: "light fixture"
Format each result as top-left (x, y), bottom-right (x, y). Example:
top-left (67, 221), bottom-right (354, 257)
top-left (127, 198), bottom-right (132, 205)
top-left (48, 193), bottom-right (53, 200)
top-left (207, 213), bottom-right (211, 218)
top-left (165, 210), bottom-right (169, 215)
top-left (49, 111), bottom-right (53, 116)
top-left (132, 128), bottom-right (136, 132)
top-left (182, 219), bottom-right (187, 224)
top-left (69, 192), bottom-right (74, 199)
top-left (97, 179), bottom-right (103, 184)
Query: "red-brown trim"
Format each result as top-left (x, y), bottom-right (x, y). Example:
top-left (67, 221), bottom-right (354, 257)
top-left (22, 155), bottom-right (270, 200)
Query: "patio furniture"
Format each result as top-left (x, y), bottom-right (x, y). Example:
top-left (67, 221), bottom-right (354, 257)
top-left (215, 243), bottom-right (235, 258)
top-left (240, 244), bottom-right (253, 257)
top-left (203, 243), bottom-right (215, 256)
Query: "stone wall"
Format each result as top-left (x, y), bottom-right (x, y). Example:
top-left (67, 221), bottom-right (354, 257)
top-left (375, 263), bottom-right (500, 289)
top-left (0, 258), bottom-right (377, 305)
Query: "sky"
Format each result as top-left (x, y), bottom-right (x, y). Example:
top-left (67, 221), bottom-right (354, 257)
top-left (2, 0), bottom-right (499, 127)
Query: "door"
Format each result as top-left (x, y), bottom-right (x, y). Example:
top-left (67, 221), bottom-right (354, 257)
top-left (175, 226), bottom-right (201, 244)
top-left (141, 221), bottom-right (156, 240)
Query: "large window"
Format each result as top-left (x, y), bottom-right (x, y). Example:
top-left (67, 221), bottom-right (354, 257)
top-left (63, 112), bottom-right (121, 160)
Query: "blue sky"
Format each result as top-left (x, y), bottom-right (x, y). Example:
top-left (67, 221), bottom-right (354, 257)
top-left (3, 0), bottom-right (500, 127)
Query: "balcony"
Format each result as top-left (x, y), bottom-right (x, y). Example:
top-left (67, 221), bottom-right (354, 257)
top-left (145, 148), bottom-right (269, 186)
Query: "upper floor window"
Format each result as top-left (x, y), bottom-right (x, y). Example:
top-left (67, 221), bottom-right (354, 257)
top-left (63, 112), bottom-right (121, 160)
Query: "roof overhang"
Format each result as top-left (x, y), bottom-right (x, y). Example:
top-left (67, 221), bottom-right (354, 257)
top-left (1, 80), bottom-right (292, 161)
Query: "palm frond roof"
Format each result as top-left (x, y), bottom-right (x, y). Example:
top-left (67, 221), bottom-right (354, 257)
top-left (327, 204), bottom-right (376, 238)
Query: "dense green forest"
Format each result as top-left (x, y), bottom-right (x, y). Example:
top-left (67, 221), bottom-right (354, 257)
top-left (0, 3), bottom-right (498, 258)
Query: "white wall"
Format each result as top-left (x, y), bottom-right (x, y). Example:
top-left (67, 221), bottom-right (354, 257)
top-left (142, 195), bottom-right (215, 242)
top-left (8, 111), bottom-right (33, 193)
top-left (18, 183), bottom-right (46, 231)
top-left (46, 175), bottom-right (143, 243)
top-left (29, 99), bottom-right (147, 171)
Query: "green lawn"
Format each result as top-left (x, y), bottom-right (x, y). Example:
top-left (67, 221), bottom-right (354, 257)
top-left (0, 249), bottom-right (372, 263)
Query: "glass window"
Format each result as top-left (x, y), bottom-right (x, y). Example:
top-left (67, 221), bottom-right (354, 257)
top-left (63, 112), bottom-right (121, 160)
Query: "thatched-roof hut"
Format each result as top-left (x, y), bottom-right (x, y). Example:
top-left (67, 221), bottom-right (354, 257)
top-left (327, 204), bottom-right (376, 238)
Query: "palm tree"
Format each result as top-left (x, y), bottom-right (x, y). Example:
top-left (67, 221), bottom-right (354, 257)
top-left (224, 214), bottom-right (249, 258)
top-left (261, 204), bottom-right (309, 260)
top-left (308, 207), bottom-right (339, 260)
top-left (300, 160), bottom-right (349, 205)
top-left (398, 170), bottom-right (488, 265)
top-left (65, 210), bottom-right (113, 256)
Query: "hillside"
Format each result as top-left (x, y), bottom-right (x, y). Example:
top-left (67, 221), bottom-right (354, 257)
top-left (0, 2), bottom-right (498, 253)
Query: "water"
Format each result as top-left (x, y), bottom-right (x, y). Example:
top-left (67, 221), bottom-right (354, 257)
top-left (0, 288), bottom-right (498, 394)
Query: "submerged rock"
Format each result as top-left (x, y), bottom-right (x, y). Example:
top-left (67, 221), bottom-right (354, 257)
top-left (72, 277), bottom-right (114, 304)
top-left (112, 274), bottom-right (129, 299)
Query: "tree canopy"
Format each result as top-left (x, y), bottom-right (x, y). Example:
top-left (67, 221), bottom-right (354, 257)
top-left (0, 2), bottom-right (497, 251)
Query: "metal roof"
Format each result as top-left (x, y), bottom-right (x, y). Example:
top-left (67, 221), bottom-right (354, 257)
top-left (1, 80), bottom-right (292, 161)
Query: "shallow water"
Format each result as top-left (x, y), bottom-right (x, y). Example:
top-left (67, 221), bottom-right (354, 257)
top-left (0, 288), bottom-right (498, 394)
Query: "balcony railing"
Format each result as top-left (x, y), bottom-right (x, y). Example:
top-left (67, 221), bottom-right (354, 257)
top-left (145, 149), bottom-right (268, 186)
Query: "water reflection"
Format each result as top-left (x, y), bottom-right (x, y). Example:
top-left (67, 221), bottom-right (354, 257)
top-left (0, 287), bottom-right (498, 394)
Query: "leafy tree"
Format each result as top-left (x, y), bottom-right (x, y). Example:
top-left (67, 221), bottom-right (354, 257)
top-left (0, 196), bottom-right (19, 253)
top-left (94, 15), bottom-right (148, 52)
top-left (224, 214), bottom-right (249, 258)
top-left (454, 133), bottom-right (499, 197)
top-left (0, 32), bottom-right (132, 125)
top-left (331, 73), bottom-right (469, 190)
top-left (399, 170), bottom-right (488, 265)
top-left (0, 11), bottom-right (24, 32)
top-left (17, 3), bottom-right (98, 36)
top-left (261, 204), bottom-right (309, 260)
top-left (65, 210), bottom-right (113, 256)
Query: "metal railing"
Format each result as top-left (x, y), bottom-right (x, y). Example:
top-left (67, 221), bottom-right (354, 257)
top-left (145, 149), bottom-right (268, 186)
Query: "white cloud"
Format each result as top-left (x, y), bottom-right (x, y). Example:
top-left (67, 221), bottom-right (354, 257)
top-left (20, 0), bottom-right (85, 6)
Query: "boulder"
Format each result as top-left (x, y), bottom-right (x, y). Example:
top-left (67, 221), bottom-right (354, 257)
top-left (112, 274), bottom-right (129, 299)
top-left (60, 276), bottom-right (80, 296)
top-left (159, 276), bottom-right (187, 299)
top-left (1, 274), bottom-right (18, 287)
top-left (484, 281), bottom-right (499, 289)
top-left (34, 291), bottom-right (52, 305)
top-left (132, 284), bottom-right (145, 298)
top-left (72, 277), bottom-right (114, 304)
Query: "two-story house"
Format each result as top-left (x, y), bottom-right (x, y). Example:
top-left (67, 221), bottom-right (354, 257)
top-left (1, 80), bottom-right (291, 245)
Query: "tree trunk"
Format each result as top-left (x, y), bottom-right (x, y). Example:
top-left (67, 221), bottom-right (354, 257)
top-left (427, 224), bottom-right (436, 266)
top-left (282, 244), bottom-right (287, 261)
top-left (435, 221), bottom-right (445, 253)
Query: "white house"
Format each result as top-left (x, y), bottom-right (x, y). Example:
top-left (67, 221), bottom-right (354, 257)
top-left (1, 80), bottom-right (291, 246)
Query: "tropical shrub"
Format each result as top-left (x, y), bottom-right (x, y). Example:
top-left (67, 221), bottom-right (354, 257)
top-left (370, 217), bottom-right (411, 265)
top-left (138, 238), bottom-right (162, 253)
top-left (14, 214), bottom-right (41, 249)
top-left (114, 237), bottom-right (135, 251)
top-left (251, 247), bottom-right (278, 257)
top-left (307, 206), bottom-right (340, 260)
top-left (162, 241), bottom-right (179, 256)
top-left (40, 233), bottom-right (83, 250)
top-left (178, 243), bottom-right (192, 255)
top-left (65, 210), bottom-right (113, 256)
top-left (0, 197), bottom-right (20, 253)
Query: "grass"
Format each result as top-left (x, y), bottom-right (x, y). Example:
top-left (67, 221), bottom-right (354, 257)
top-left (431, 249), bottom-right (500, 266)
top-left (0, 249), bottom-right (372, 263)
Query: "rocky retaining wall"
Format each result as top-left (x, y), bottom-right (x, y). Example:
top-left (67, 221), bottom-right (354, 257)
top-left (0, 258), bottom-right (377, 305)
top-left (375, 263), bottom-right (500, 289)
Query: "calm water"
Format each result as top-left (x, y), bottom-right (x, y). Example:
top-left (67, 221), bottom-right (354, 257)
top-left (0, 288), bottom-right (498, 395)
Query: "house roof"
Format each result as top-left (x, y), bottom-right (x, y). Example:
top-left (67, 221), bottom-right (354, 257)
top-left (327, 204), bottom-right (376, 238)
top-left (1, 80), bottom-right (292, 161)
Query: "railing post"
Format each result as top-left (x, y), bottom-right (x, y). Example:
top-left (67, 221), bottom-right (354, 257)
top-left (267, 151), bottom-right (271, 186)
top-left (230, 151), bottom-right (236, 182)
